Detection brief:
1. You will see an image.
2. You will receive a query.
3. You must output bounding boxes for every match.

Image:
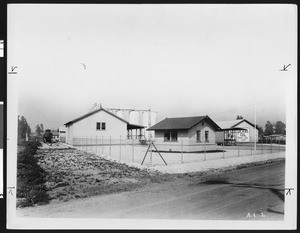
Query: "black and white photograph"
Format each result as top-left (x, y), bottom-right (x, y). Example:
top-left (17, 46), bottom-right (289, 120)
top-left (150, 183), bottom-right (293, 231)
top-left (6, 3), bottom-right (297, 230)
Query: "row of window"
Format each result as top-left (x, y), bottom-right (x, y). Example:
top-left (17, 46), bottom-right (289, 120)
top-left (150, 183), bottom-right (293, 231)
top-left (163, 130), bottom-right (210, 142)
top-left (196, 130), bottom-right (209, 142)
top-left (164, 131), bottom-right (178, 142)
top-left (96, 122), bottom-right (106, 130)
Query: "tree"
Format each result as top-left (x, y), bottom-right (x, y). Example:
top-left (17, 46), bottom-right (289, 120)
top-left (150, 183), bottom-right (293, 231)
top-left (274, 121), bottom-right (286, 135)
top-left (236, 115), bottom-right (243, 120)
top-left (18, 115), bottom-right (31, 141)
top-left (35, 123), bottom-right (44, 136)
top-left (35, 124), bottom-right (41, 136)
top-left (264, 121), bottom-right (274, 136)
top-left (257, 125), bottom-right (264, 137)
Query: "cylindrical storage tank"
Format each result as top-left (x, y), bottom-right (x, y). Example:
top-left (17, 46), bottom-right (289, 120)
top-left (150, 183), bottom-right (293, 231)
top-left (142, 111), bottom-right (149, 127)
top-left (116, 110), bottom-right (125, 120)
top-left (129, 111), bottom-right (139, 125)
top-left (150, 112), bottom-right (158, 126)
top-left (138, 111), bottom-right (144, 126)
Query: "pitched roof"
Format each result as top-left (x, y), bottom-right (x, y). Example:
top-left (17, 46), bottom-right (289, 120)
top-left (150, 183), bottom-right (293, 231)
top-left (215, 120), bottom-right (243, 129)
top-left (65, 107), bottom-right (145, 129)
top-left (147, 115), bottom-right (220, 131)
top-left (64, 107), bottom-right (129, 126)
top-left (216, 119), bottom-right (259, 130)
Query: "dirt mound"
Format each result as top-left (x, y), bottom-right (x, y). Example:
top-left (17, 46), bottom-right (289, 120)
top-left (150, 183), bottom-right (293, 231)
top-left (35, 148), bottom-right (173, 203)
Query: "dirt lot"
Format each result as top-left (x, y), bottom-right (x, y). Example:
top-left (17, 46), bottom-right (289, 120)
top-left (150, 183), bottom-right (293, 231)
top-left (30, 147), bottom-right (174, 203)
top-left (17, 158), bottom-right (285, 220)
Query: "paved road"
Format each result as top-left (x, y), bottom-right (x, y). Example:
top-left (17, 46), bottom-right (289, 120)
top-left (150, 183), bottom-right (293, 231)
top-left (17, 160), bottom-right (285, 220)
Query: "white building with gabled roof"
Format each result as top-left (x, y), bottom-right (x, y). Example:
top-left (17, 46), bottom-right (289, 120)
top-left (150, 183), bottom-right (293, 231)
top-left (215, 119), bottom-right (259, 144)
top-left (64, 106), bottom-right (145, 145)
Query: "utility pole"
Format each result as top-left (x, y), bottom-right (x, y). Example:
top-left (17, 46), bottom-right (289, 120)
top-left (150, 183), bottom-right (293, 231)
top-left (148, 107), bottom-right (151, 140)
top-left (254, 98), bottom-right (257, 151)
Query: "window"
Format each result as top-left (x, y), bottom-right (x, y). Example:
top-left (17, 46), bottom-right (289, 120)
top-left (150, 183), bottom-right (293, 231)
top-left (171, 131), bottom-right (178, 141)
top-left (96, 122), bottom-right (106, 130)
top-left (164, 131), bottom-right (178, 142)
top-left (164, 132), bottom-right (170, 141)
top-left (96, 122), bottom-right (101, 130)
top-left (196, 130), bottom-right (201, 142)
top-left (205, 131), bottom-right (209, 142)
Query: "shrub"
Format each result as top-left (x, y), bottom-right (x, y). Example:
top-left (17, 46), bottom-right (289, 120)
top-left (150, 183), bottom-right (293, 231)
top-left (17, 141), bottom-right (49, 207)
top-left (43, 129), bottom-right (53, 143)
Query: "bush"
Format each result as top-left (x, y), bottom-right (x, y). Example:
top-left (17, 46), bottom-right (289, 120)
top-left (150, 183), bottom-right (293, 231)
top-left (43, 129), bottom-right (53, 143)
top-left (17, 141), bottom-right (49, 207)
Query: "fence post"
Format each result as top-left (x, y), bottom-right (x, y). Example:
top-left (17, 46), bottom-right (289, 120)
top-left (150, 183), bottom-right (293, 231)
top-left (222, 140), bottom-right (225, 159)
top-left (181, 134), bottom-right (183, 164)
top-left (86, 137), bottom-right (87, 151)
top-left (261, 141), bottom-right (263, 154)
top-left (109, 136), bottom-right (111, 157)
top-left (96, 135), bottom-right (97, 153)
top-left (102, 135), bottom-right (104, 155)
top-left (91, 136), bottom-right (92, 151)
top-left (280, 139), bottom-right (282, 152)
top-left (119, 135), bottom-right (122, 161)
top-left (132, 137), bottom-right (134, 162)
top-left (150, 142), bottom-right (152, 166)
top-left (237, 141), bottom-right (240, 157)
top-left (204, 141), bottom-right (206, 161)
top-left (250, 144), bottom-right (252, 155)
top-left (271, 139), bottom-right (272, 153)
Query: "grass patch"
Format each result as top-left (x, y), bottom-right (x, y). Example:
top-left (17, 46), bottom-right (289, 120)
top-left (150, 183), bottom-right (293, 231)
top-left (17, 141), bottom-right (50, 207)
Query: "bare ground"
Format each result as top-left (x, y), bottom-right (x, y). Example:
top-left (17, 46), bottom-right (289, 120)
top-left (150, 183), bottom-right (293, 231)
top-left (17, 161), bottom-right (285, 220)
top-left (17, 146), bottom-right (285, 220)
top-left (26, 147), bottom-right (174, 203)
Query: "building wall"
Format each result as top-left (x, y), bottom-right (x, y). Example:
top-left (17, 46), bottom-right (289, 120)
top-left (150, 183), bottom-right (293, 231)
top-left (215, 121), bottom-right (259, 144)
top-left (234, 121), bottom-right (259, 142)
top-left (188, 121), bottom-right (216, 144)
top-left (65, 110), bottom-right (128, 145)
top-left (152, 120), bottom-right (217, 152)
top-left (154, 129), bottom-right (190, 151)
top-left (59, 126), bottom-right (66, 143)
top-left (215, 131), bottom-right (225, 144)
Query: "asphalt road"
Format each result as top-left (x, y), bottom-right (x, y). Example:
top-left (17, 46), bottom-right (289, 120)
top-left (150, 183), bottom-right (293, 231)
top-left (17, 160), bottom-right (285, 220)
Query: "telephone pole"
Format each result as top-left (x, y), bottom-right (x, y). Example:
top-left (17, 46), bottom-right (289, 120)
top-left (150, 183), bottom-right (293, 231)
top-left (254, 98), bottom-right (257, 151)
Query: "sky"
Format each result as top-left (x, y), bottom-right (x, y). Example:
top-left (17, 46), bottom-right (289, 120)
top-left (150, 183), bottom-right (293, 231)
top-left (7, 4), bottom-right (297, 131)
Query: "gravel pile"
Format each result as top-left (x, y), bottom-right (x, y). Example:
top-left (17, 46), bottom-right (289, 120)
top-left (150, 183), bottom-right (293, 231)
top-left (35, 148), bottom-right (171, 202)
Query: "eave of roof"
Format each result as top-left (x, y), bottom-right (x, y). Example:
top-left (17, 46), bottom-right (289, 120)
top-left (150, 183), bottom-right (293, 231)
top-left (216, 127), bottom-right (247, 131)
top-left (147, 115), bottom-right (221, 131)
top-left (64, 107), bottom-right (129, 126)
top-left (232, 119), bottom-right (260, 130)
top-left (216, 119), bottom-right (259, 130)
top-left (127, 123), bottom-right (145, 130)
